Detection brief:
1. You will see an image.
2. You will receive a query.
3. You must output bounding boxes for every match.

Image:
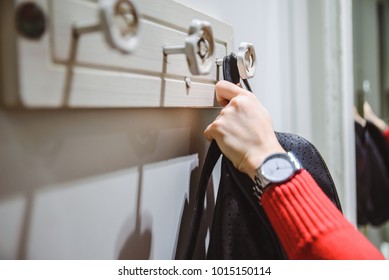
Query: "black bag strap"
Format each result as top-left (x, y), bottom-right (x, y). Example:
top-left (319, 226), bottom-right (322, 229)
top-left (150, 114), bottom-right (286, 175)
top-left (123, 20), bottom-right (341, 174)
top-left (183, 54), bottom-right (240, 259)
top-left (182, 140), bottom-right (221, 259)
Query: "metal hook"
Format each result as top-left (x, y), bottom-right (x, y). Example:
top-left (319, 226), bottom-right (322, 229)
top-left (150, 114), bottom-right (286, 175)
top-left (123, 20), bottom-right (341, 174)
top-left (237, 42), bottom-right (256, 79)
top-left (215, 42), bottom-right (257, 80)
top-left (163, 19), bottom-right (215, 76)
top-left (73, 0), bottom-right (140, 54)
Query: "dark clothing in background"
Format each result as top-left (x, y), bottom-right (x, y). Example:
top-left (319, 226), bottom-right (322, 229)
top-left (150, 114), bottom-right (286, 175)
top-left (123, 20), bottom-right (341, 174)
top-left (355, 121), bottom-right (389, 226)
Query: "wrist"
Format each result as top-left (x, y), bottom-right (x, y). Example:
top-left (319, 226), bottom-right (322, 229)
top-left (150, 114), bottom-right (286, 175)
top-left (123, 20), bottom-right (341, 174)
top-left (253, 151), bottom-right (302, 201)
top-left (241, 143), bottom-right (286, 181)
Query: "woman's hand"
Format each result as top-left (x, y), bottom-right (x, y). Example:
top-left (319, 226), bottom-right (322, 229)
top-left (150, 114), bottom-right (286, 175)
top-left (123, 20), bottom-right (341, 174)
top-left (204, 81), bottom-right (285, 180)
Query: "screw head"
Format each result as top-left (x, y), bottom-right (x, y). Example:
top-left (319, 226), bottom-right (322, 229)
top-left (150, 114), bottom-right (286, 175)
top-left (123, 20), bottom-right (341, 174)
top-left (15, 2), bottom-right (46, 40)
top-left (114, 0), bottom-right (138, 39)
top-left (197, 38), bottom-right (209, 60)
top-left (245, 49), bottom-right (254, 70)
top-left (184, 76), bottom-right (191, 88)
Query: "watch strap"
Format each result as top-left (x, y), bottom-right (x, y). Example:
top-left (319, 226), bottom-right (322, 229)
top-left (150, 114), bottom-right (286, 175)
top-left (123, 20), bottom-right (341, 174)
top-left (253, 175), bottom-right (270, 198)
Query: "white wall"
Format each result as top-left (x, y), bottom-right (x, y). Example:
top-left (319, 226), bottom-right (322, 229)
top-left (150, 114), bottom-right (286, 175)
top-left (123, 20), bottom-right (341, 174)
top-left (0, 108), bottom-right (219, 259)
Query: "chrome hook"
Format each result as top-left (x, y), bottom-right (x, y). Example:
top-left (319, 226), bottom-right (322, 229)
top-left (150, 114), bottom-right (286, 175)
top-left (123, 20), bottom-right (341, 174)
top-left (214, 42), bottom-right (257, 92)
top-left (163, 19), bottom-right (215, 76)
top-left (215, 42), bottom-right (257, 79)
top-left (237, 42), bottom-right (256, 79)
top-left (73, 0), bottom-right (140, 54)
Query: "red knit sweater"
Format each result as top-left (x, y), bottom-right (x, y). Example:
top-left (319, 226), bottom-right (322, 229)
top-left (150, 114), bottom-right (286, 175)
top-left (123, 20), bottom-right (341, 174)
top-left (262, 170), bottom-right (385, 260)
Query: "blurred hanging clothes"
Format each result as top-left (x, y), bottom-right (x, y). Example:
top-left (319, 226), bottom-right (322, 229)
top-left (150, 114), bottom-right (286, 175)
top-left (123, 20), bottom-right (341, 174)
top-left (384, 127), bottom-right (389, 143)
top-left (355, 121), bottom-right (389, 226)
top-left (363, 101), bottom-right (389, 144)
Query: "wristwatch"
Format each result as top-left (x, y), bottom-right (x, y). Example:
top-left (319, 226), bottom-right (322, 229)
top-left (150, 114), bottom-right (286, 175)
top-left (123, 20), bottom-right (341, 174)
top-left (253, 152), bottom-right (302, 200)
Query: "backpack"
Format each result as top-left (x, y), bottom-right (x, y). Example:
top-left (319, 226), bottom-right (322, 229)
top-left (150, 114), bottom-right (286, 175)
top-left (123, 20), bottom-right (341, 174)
top-left (180, 53), bottom-right (342, 259)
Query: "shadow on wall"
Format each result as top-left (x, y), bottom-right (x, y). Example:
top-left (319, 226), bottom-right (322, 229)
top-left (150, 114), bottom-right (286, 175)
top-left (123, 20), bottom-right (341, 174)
top-left (117, 131), bottom-right (157, 260)
top-left (0, 108), bottom-right (219, 259)
top-left (174, 172), bottom-right (217, 260)
top-left (117, 197), bottom-right (153, 260)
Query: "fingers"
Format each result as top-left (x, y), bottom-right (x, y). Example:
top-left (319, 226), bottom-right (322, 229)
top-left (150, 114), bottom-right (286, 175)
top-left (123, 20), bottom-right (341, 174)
top-left (204, 120), bottom-right (219, 142)
top-left (203, 124), bottom-right (212, 141)
top-left (204, 109), bottom-right (227, 142)
top-left (215, 80), bottom-right (248, 106)
top-left (206, 81), bottom-right (252, 141)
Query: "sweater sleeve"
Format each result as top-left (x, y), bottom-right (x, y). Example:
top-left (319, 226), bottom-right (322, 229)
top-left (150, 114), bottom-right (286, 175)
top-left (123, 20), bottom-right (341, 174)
top-left (262, 170), bottom-right (385, 260)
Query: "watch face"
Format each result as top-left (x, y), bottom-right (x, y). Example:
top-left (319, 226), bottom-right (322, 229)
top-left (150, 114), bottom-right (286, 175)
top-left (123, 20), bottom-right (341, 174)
top-left (261, 155), bottom-right (295, 183)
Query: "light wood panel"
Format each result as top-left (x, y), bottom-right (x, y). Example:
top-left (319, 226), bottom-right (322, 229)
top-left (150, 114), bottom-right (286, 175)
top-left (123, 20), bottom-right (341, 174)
top-left (1, 0), bottom-right (234, 108)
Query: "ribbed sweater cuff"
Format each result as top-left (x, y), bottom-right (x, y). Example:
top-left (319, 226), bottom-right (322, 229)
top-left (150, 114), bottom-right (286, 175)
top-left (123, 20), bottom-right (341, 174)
top-left (262, 170), bottom-right (349, 259)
